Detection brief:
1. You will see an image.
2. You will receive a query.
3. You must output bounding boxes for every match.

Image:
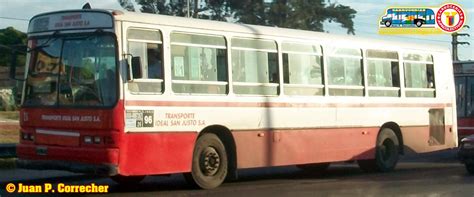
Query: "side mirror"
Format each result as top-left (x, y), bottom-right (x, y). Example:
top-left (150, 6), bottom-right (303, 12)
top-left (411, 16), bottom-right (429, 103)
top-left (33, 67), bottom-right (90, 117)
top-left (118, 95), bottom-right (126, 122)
top-left (131, 56), bottom-right (142, 79)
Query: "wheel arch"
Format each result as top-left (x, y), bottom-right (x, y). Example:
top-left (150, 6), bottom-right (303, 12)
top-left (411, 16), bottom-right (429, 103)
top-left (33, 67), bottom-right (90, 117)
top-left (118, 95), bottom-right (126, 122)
top-left (198, 125), bottom-right (238, 180)
top-left (380, 122), bottom-right (404, 155)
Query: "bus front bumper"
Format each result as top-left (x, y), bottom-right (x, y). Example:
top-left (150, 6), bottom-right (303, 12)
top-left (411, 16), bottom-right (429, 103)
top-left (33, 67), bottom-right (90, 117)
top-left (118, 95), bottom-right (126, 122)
top-left (16, 144), bottom-right (119, 176)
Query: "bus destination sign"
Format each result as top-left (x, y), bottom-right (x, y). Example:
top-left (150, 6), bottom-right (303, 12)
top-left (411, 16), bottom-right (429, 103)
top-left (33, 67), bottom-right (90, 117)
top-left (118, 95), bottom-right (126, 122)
top-left (28, 11), bottom-right (113, 33)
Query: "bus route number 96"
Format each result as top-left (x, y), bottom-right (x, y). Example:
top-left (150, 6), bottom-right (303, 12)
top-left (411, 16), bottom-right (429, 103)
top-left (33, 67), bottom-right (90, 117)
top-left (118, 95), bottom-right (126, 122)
top-left (142, 111), bottom-right (154, 127)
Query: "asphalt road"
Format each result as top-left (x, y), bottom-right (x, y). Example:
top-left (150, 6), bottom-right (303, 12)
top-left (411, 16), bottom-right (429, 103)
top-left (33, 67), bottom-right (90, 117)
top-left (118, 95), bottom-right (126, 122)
top-left (1, 149), bottom-right (474, 196)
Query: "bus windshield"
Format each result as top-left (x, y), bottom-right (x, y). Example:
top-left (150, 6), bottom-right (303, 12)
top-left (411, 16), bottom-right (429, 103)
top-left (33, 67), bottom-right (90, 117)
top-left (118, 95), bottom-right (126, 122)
top-left (23, 34), bottom-right (117, 107)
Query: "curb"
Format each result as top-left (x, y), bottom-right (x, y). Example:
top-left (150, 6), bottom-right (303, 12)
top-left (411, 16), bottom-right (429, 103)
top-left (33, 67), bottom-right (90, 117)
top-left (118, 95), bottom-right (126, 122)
top-left (0, 121), bottom-right (19, 131)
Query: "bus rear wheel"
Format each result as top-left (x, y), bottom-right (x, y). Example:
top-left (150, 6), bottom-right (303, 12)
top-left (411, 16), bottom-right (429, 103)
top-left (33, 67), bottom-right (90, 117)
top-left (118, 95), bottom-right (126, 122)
top-left (358, 128), bottom-right (399, 172)
top-left (185, 133), bottom-right (228, 189)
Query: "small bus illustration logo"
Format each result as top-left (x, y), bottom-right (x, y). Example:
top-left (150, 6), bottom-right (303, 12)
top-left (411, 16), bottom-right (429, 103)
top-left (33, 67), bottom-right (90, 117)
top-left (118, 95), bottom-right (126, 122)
top-left (379, 3), bottom-right (467, 34)
top-left (380, 8), bottom-right (435, 28)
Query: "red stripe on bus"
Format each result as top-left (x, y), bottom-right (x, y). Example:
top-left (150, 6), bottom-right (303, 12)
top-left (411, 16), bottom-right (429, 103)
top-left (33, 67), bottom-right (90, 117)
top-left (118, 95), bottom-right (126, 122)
top-left (118, 125), bottom-right (453, 173)
top-left (232, 125), bottom-right (454, 168)
top-left (232, 127), bottom-right (378, 168)
top-left (18, 125), bottom-right (452, 175)
top-left (125, 100), bottom-right (452, 108)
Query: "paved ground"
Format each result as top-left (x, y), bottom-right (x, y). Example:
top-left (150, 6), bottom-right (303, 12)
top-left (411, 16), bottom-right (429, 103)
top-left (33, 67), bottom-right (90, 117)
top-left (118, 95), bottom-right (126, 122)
top-left (1, 149), bottom-right (469, 197)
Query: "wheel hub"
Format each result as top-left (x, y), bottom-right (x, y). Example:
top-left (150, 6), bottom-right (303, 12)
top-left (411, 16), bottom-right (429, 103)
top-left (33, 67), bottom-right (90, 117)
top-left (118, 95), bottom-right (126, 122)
top-left (200, 147), bottom-right (221, 176)
top-left (381, 139), bottom-right (395, 161)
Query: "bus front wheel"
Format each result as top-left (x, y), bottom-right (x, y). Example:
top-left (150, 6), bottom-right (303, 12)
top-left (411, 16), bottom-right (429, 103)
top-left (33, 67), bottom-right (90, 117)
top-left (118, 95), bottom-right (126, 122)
top-left (385, 21), bottom-right (392, 27)
top-left (358, 128), bottom-right (399, 172)
top-left (415, 20), bottom-right (423, 27)
top-left (185, 133), bottom-right (228, 189)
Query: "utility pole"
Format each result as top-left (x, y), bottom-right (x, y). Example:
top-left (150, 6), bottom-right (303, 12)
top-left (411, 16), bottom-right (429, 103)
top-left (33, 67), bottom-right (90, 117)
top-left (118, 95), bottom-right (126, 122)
top-left (187, 0), bottom-right (190, 18)
top-left (452, 25), bottom-right (470, 61)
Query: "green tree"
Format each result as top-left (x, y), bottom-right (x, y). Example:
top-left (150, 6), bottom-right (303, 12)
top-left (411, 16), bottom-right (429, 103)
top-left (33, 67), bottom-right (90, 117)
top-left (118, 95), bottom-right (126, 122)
top-left (118, 0), bottom-right (356, 34)
top-left (119, 0), bottom-right (200, 17)
top-left (0, 27), bottom-right (27, 67)
top-left (118, 0), bottom-right (136, 11)
top-left (229, 0), bottom-right (356, 34)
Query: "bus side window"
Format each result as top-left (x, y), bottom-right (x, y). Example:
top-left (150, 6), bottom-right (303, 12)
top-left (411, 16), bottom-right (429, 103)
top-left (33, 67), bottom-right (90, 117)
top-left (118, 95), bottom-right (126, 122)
top-left (366, 49), bottom-right (400, 97)
top-left (403, 53), bottom-right (435, 97)
top-left (467, 78), bottom-right (474, 117)
top-left (147, 44), bottom-right (163, 79)
top-left (281, 42), bottom-right (323, 96)
top-left (456, 77), bottom-right (467, 118)
top-left (127, 28), bottom-right (164, 94)
top-left (128, 43), bottom-right (163, 80)
top-left (326, 47), bottom-right (363, 96)
top-left (231, 38), bottom-right (279, 96)
top-left (170, 32), bottom-right (228, 95)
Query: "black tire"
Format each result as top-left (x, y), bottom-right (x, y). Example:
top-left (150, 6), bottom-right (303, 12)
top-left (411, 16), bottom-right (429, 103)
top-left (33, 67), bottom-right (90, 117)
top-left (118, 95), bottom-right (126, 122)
top-left (185, 133), bottom-right (228, 189)
top-left (465, 163), bottom-right (474, 175)
top-left (385, 20), bottom-right (392, 27)
top-left (416, 20), bottom-right (423, 27)
top-left (358, 128), bottom-right (399, 172)
top-left (110, 175), bottom-right (145, 185)
top-left (297, 163), bottom-right (330, 173)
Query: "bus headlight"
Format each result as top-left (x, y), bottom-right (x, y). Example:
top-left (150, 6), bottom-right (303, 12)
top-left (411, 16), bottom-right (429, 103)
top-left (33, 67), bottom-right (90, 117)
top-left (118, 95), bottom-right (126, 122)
top-left (21, 132), bottom-right (28, 140)
top-left (21, 132), bottom-right (35, 141)
top-left (93, 136), bottom-right (101, 144)
top-left (84, 136), bottom-right (93, 144)
top-left (29, 134), bottom-right (35, 141)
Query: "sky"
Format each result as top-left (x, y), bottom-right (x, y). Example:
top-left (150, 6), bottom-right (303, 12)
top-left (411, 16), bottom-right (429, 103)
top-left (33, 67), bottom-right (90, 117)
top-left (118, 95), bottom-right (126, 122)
top-left (0, 0), bottom-right (473, 60)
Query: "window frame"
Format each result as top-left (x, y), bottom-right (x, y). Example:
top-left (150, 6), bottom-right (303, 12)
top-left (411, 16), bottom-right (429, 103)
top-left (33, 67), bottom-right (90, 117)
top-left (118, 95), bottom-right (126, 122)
top-left (365, 49), bottom-right (401, 97)
top-left (231, 37), bottom-right (279, 96)
top-left (325, 46), bottom-right (364, 96)
top-left (126, 28), bottom-right (165, 95)
top-left (170, 31), bottom-right (229, 95)
top-left (402, 53), bottom-right (436, 98)
top-left (281, 42), bottom-right (324, 96)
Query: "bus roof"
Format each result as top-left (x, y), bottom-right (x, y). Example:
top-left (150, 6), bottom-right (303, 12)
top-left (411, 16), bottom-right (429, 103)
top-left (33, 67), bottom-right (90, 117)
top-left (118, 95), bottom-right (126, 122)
top-left (31, 9), bottom-right (450, 53)
top-left (114, 10), bottom-right (448, 53)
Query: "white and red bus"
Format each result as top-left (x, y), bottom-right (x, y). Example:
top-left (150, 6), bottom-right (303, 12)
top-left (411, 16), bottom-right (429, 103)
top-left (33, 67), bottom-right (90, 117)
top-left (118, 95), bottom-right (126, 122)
top-left (13, 9), bottom-right (457, 189)
top-left (454, 61), bottom-right (474, 140)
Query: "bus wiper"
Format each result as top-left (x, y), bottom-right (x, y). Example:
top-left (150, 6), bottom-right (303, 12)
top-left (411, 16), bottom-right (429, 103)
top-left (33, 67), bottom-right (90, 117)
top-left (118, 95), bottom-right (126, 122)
top-left (85, 29), bottom-right (105, 41)
top-left (27, 44), bottom-right (50, 52)
top-left (27, 31), bottom-right (60, 52)
top-left (62, 30), bottom-right (101, 43)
